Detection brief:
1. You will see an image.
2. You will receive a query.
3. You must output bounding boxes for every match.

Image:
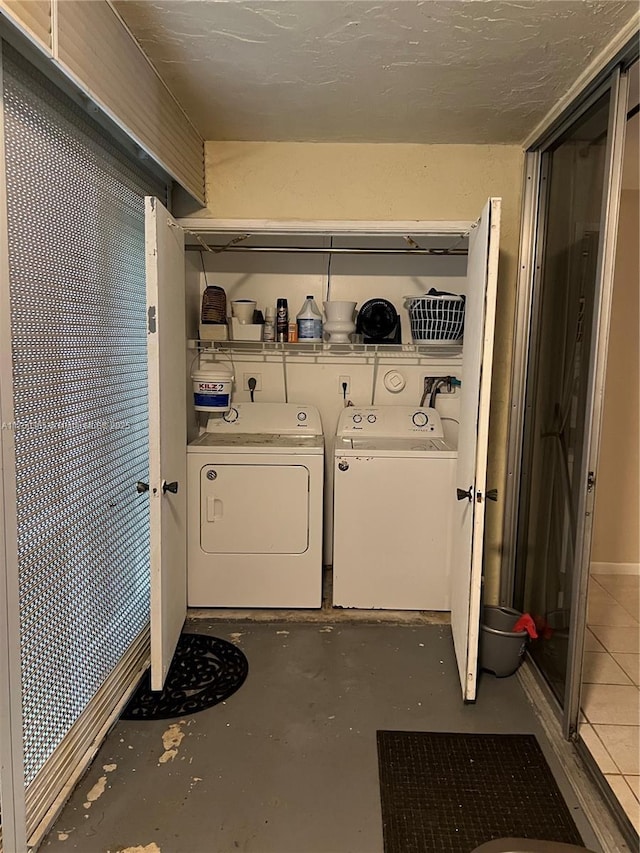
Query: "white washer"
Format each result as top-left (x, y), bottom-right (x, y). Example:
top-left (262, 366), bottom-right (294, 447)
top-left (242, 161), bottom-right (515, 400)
top-left (332, 406), bottom-right (457, 610)
top-left (187, 403), bottom-right (324, 608)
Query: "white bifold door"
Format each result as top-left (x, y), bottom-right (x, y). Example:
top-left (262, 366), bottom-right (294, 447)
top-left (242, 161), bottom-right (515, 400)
top-left (145, 197), bottom-right (187, 691)
top-left (450, 198), bottom-right (501, 702)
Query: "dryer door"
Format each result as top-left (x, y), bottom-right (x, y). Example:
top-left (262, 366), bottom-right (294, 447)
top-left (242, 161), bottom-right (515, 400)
top-left (201, 464), bottom-right (310, 554)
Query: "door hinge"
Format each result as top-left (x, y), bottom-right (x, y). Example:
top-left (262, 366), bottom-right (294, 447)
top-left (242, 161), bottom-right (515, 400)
top-left (587, 471), bottom-right (596, 492)
top-left (148, 305), bottom-right (157, 334)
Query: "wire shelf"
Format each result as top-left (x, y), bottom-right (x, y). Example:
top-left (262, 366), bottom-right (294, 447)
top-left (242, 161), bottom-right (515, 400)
top-left (188, 340), bottom-right (463, 357)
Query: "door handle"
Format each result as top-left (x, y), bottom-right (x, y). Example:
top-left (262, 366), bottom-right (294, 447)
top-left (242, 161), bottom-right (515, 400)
top-left (136, 481), bottom-right (149, 493)
top-left (162, 480), bottom-right (179, 494)
top-left (206, 497), bottom-right (223, 522)
top-left (456, 486), bottom-right (473, 502)
top-left (486, 489), bottom-right (498, 502)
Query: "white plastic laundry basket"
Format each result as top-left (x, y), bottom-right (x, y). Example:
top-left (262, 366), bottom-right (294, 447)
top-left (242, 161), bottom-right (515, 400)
top-left (404, 294), bottom-right (465, 342)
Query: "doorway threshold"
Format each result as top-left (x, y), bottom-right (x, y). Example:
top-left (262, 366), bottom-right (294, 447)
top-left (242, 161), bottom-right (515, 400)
top-left (188, 606), bottom-right (449, 625)
top-left (518, 660), bottom-right (634, 853)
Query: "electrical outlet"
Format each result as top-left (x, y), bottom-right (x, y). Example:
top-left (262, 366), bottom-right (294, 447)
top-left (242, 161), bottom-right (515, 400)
top-left (338, 375), bottom-right (350, 396)
top-left (243, 373), bottom-right (262, 391)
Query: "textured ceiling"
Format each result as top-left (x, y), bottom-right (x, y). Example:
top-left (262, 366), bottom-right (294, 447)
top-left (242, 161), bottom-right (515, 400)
top-left (113, 0), bottom-right (639, 144)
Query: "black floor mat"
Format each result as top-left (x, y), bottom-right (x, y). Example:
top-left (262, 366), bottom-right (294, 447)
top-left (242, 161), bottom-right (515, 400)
top-left (377, 731), bottom-right (584, 853)
top-left (121, 633), bottom-right (248, 720)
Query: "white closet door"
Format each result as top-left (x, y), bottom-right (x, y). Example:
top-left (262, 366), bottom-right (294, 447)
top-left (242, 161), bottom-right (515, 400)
top-left (450, 198), bottom-right (501, 702)
top-left (146, 197), bottom-right (187, 691)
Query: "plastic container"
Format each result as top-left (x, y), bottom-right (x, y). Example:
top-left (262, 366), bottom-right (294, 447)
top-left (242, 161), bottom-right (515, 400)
top-left (191, 364), bottom-right (234, 413)
top-left (479, 606), bottom-right (528, 677)
top-left (297, 295), bottom-right (323, 340)
top-left (263, 307), bottom-right (275, 342)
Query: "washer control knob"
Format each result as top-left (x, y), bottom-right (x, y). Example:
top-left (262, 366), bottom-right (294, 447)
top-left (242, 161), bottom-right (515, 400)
top-left (367, 414), bottom-right (377, 423)
top-left (297, 411), bottom-right (307, 421)
top-left (223, 407), bottom-right (239, 423)
top-left (352, 414), bottom-right (362, 424)
top-left (206, 470), bottom-right (217, 481)
top-left (338, 460), bottom-right (349, 472)
top-left (412, 411), bottom-right (429, 427)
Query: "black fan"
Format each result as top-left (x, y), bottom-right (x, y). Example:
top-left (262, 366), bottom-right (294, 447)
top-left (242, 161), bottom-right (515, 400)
top-left (356, 299), bottom-right (401, 344)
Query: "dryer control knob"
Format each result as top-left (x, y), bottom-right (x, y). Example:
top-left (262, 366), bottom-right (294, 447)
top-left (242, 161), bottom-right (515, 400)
top-left (367, 414), bottom-right (377, 423)
top-left (412, 411), bottom-right (429, 427)
top-left (297, 411), bottom-right (307, 421)
top-left (352, 414), bottom-right (362, 424)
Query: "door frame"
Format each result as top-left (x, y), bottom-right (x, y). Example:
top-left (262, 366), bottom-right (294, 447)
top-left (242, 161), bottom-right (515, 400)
top-left (502, 54), bottom-right (634, 739)
top-left (0, 37), bottom-right (28, 853)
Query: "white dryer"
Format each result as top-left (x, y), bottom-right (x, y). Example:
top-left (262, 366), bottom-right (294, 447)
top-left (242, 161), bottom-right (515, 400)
top-left (187, 403), bottom-right (324, 608)
top-left (332, 406), bottom-right (457, 610)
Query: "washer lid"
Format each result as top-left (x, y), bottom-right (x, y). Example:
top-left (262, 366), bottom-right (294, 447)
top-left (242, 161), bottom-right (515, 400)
top-left (336, 436), bottom-right (456, 456)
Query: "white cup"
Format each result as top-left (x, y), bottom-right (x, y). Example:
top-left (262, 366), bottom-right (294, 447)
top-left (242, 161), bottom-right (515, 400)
top-left (231, 299), bottom-right (257, 324)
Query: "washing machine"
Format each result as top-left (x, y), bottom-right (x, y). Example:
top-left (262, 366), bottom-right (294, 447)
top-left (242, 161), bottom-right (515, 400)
top-left (332, 405), bottom-right (457, 610)
top-left (187, 403), bottom-right (324, 608)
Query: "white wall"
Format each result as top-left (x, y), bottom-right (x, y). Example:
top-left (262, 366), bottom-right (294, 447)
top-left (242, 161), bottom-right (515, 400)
top-left (192, 141), bottom-right (525, 599)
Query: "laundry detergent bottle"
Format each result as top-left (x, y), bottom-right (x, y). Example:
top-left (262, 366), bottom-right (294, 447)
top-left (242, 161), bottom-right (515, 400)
top-left (296, 295), bottom-right (323, 341)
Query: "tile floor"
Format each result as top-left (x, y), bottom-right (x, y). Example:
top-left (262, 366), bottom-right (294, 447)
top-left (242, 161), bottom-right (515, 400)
top-left (581, 572), bottom-right (640, 834)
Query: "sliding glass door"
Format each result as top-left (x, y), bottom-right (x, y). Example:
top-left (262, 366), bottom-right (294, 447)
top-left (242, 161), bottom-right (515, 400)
top-left (514, 70), bottom-right (629, 736)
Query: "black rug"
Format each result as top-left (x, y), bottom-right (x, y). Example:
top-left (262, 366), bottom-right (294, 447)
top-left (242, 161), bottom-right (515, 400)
top-left (121, 633), bottom-right (248, 721)
top-left (377, 731), bottom-right (584, 853)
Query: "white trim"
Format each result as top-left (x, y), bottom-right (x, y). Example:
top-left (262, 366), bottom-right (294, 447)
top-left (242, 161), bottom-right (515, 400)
top-left (522, 14), bottom-right (640, 149)
top-left (25, 625), bottom-right (150, 850)
top-left (178, 217), bottom-right (475, 237)
top-left (590, 561), bottom-right (640, 576)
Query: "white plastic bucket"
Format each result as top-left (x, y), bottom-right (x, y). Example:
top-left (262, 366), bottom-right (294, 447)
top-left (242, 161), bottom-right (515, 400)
top-left (191, 365), bottom-right (234, 412)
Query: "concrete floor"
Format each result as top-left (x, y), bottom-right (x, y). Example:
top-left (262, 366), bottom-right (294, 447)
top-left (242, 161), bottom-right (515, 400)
top-left (43, 622), bottom-right (601, 853)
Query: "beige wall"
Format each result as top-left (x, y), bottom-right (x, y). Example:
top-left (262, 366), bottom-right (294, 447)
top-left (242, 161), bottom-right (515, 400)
top-left (592, 189), bottom-right (640, 568)
top-left (203, 141), bottom-right (525, 600)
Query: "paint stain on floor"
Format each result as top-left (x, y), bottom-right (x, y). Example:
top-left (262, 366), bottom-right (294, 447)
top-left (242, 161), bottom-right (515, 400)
top-left (83, 775), bottom-right (107, 809)
top-left (159, 722), bottom-right (186, 764)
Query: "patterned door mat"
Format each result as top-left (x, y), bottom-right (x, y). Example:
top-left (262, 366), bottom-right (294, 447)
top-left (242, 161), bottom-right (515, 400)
top-left (377, 731), bottom-right (584, 853)
top-left (121, 633), bottom-right (248, 720)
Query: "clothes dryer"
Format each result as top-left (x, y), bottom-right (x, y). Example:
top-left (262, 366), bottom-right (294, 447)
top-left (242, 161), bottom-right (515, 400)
top-left (188, 403), bottom-right (323, 607)
top-left (333, 406), bottom-right (457, 610)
